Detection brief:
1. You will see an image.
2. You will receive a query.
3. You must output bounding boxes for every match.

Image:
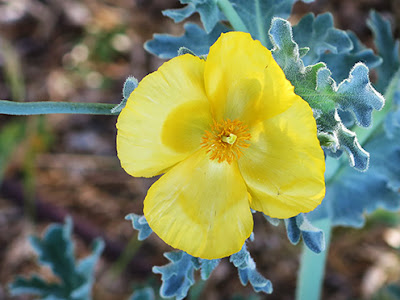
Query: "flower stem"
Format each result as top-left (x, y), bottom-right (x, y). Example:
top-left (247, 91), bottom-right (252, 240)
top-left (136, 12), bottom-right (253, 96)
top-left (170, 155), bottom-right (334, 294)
top-left (0, 100), bottom-right (118, 115)
top-left (216, 0), bottom-right (248, 32)
top-left (296, 218), bottom-right (332, 300)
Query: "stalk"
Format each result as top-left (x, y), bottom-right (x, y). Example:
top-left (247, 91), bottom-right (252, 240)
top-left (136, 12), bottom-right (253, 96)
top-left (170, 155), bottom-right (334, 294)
top-left (216, 0), bottom-right (248, 32)
top-left (0, 100), bottom-right (117, 115)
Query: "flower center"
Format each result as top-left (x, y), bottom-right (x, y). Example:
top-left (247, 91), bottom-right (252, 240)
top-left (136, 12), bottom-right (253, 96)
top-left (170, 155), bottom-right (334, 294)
top-left (201, 119), bottom-right (251, 163)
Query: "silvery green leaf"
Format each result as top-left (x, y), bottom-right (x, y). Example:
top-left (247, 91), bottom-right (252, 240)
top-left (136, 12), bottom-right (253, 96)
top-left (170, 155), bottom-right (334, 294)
top-left (367, 11), bottom-right (400, 93)
top-left (125, 213), bottom-right (153, 241)
top-left (163, 0), bottom-right (223, 33)
top-left (262, 213), bottom-right (280, 226)
top-left (145, 23), bottom-right (229, 59)
top-left (293, 13), bottom-right (352, 66)
top-left (321, 31), bottom-right (382, 83)
top-left (112, 76), bottom-right (138, 114)
top-left (308, 69), bottom-right (400, 227)
top-left (153, 251), bottom-right (196, 300)
top-left (285, 214), bottom-right (325, 253)
top-left (198, 258), bottom-right (221, 280)
top-left (230, 0), bottom-right (297, 47)
top-left (177, 46), bottom-right (197, 56)
top-left (162, 4), bottom-right (196, 23)
top-left (230, 244), bottom-right (273, 294)
top-left (9, 218), bottom-right (104, 300)
top-left (336, 63), bottom-right (384, 127)
top-left (269, 17), bottom-right (383, 171)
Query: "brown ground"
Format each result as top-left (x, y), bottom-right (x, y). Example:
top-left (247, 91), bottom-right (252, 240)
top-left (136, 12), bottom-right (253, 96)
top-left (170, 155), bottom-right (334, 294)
top-left (0, 0), bottom-right (399, 299)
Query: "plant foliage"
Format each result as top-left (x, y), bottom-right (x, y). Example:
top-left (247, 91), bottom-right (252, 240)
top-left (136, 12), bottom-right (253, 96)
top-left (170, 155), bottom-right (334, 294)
top-left (9, 218), bottom-right (104, 300)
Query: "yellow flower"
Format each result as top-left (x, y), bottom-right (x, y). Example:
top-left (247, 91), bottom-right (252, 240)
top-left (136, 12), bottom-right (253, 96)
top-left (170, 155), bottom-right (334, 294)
top-left (116, 32), bottom-right (325, 259)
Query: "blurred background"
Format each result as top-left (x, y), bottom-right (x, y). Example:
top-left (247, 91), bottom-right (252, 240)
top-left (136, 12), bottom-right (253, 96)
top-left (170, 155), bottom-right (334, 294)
top-left (0, 0), bottom-right (399, 299)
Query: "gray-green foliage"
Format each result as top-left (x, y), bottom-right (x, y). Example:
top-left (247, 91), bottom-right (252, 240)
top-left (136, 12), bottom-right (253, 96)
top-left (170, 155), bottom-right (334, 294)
top-left (367, 10), bottom-right (400, 93)
top-left (9, 218), bottom-right (104, 300)
top-left (269, 17), bottom-right (384, 171)
top-left (292, 13), bottom-right (352, 66)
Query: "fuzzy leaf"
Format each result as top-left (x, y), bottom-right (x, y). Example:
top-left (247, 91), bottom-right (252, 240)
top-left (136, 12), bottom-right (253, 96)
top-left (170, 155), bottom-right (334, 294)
top-left (145, 23), bottom-right (229, 59)
top-left (198, 258), bottom-right (221, 280)
top-left (162, 4), bottom-right (196, 23)
top-left (230, 244), bottom-right (273, 294)
top-left (153, 250), bottom-right (222, 299)
top-left (153, 251), bottom-right (196, 300)
top-left (285, 217), bottom-right (301, 244)
top-left (367, 11), bottom-right (400, 93)
top-left (293, 13), bottom-right (352, 66)
top-left (269, 17), bottom-right (384, 171)
top-left (308, 70), bottom-right (400, 227)
top-left (10, 276), bottom-right (64, 298)
top-left (9, 218), bottom-right (104, 300)
top-left (321, 31), bottom-right (382, 83)
top-left (111, 76), bottom-right (138, 114)
top-left (284, 214), bottom-right (325, 253)
top-left (229, 0), bottom-right (297, 47)
top-left (125, 213), bottom-right (153, 241)
top-left (165, 0), bottom-right (222, 33)
top-left (336, 63), bottom-right (384, 127)
top-left (262, 213), bottom-right (280, 226)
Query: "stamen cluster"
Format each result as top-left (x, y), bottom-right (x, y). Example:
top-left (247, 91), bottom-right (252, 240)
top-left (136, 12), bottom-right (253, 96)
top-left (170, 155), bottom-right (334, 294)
top-left (201, 119), bottom-right (251, 163)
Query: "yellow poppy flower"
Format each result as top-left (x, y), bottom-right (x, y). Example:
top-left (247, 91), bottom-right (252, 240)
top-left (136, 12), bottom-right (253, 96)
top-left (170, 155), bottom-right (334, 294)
top-left (116, 32), bottom-right (325, 259)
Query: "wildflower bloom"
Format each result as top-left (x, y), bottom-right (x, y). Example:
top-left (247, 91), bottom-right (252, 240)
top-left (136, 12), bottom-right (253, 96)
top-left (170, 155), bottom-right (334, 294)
top-left (117, 32), bottom-right (325, 259)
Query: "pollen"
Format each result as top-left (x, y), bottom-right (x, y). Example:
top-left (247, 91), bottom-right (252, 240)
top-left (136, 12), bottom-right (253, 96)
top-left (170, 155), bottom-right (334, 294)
top-left (201, 119), bottom-right (251, 163)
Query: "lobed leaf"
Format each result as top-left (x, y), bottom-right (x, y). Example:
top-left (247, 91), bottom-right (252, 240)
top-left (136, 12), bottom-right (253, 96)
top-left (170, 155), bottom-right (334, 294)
top-left (230, 244), bottom-right (272, 294)
top-left (285, 214), bottom-right (325, 253)
top-left (9, 218), bottom-right (104, 300)
top-left (367, 11), bottom-right (400, 93)
top-left (145, 23), bottom-right (229, 59)
top-left (198, 258), bottom-right (221, 280)
top-left (308, 69), bottom-right (400, 227)
top-left (336, 63), bottom-right (384, 127)
top-left (163, 0), bottom-right (223, 33)
top-left (153, 251), bottom-right (196, 300)
top-left (230, 0), bottom-right (296, 47)
top-left (292, 13), bottom-right (352, 66)
top-left (125, 213), bottom-right (153, 241)
top-left (321, 31), bottom-right (382, 83)
top-left (269, 17), bottom-right (384, 171)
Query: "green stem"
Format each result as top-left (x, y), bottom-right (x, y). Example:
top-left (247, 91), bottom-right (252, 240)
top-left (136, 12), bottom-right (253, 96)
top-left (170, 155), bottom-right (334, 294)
top-left (217, 0), bottom-right (249, 32)
top-left (296, 218), bottom-right (332, 300)
top-left (0, 100), bottom-right (118, 115)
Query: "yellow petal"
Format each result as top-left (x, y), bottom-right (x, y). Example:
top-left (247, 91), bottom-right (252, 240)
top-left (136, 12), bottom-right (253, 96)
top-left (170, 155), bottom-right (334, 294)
top-left (204, 31), bottom-right (296, 127)
top-left (144, 150), bottom-right (253, 259)
top-left (116, 54), bottom-right (211, 177)
top-left (238, 99), bottom-right (326, 218)
top-left (204, 32), bottom-right (269, 120)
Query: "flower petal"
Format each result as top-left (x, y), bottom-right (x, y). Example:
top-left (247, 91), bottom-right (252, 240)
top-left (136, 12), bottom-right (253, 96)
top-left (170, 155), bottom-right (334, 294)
top-left (117, 54), bottom-right (211, 177)
top-left (239, 99), bottom-right (326, 219)
top-left (204, 32), bottom-right (295, 125)
top-left (144, 150), bottom-right (253, 259)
